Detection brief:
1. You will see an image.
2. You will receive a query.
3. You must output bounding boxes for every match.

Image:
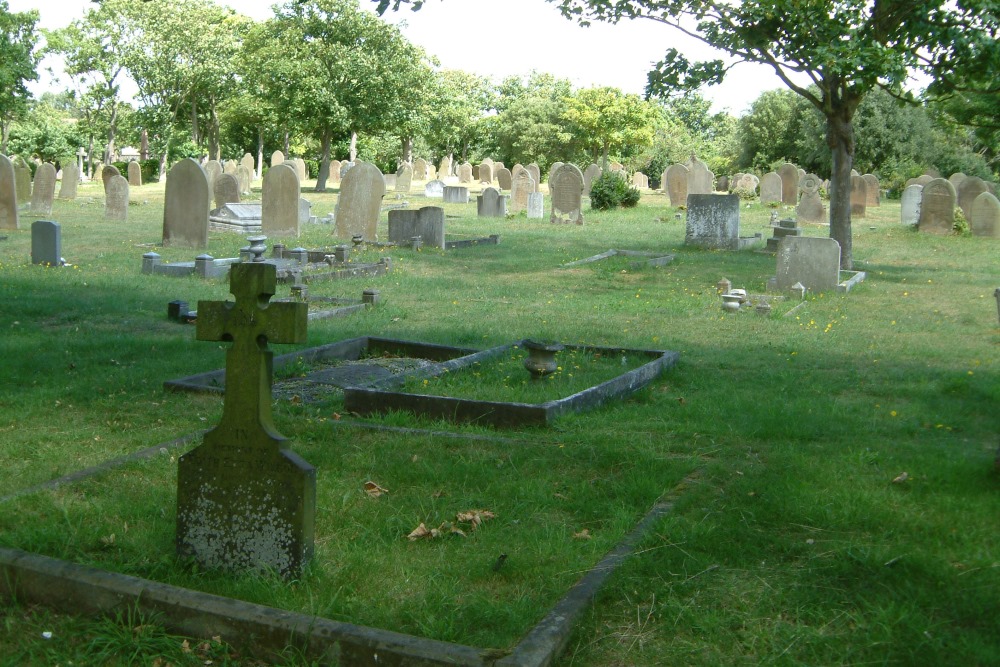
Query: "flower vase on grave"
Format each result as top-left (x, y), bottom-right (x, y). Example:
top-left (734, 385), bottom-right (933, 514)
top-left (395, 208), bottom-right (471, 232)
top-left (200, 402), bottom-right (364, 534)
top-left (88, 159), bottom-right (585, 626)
top-left (522, 339), bottom-right (564, 379)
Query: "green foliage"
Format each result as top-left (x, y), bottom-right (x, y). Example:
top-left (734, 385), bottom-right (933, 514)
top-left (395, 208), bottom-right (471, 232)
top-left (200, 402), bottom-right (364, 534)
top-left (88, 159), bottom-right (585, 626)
top-left (589, 171), bottom-right (640, 210)
top-left (562, 86), bottom-right (658, 168)
top-left (7, 98), bottom-right (82, 163)
top-left (0, 0), bottom-right (40, 151)
top-left (731, 185), bottom-right (756, 201)
top-left (487, 72), bottom-right (574, 170)
top-left (953, 207), bottom-right (970, 235)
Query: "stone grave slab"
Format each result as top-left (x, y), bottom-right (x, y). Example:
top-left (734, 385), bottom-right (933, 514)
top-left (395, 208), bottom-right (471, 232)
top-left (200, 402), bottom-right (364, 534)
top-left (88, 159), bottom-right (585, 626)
top-left (901, 185), bottom-right (922, 225)
top-left (209, 203), bottom-right (262, 233)
top-left (773, 236), bottom-right (842, 293)
top-left (918, 178), bottom-right (957, 235)
top-left (685, 194), bottom-right (759, 250)
top-left (29, 163), bottom-right (56, 215)
top-left (442, 186), bottom-right (469, 204)
top-left (562, 249), bottom-right (675, 269)
top-left (163, 158), bottom-right (210, 249)
top-left (31, 220), bottom-right (62, 266)
top-left (477, 187), bottom-right (507, 217)
top-left (387, 206), bottom-right (445, 249)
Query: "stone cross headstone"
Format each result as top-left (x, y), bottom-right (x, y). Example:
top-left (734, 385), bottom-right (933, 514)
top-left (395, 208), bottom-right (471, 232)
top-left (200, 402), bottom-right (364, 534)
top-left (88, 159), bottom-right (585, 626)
top-left (760, 172), bottom-right (782, 205)
top-left (271, 150), bottom-right (285, 167)
top-left (496, 167), bottom-right (512, 191)
top-left (900, 185), bottom-right (923, 226)
top-left (395, 164), bottom-right (413, 193)
top-left (262, 163), bottom-right (300, 238)
top-left (388, 206), bottom-right (445, 249)
top-left (685, 194), bottom-right (741, 249)
top-left (862, 174), bottom-right (880, 207)
top-left (796, 173), bottom-right (826, 224)
top-left (850, 173), bottom-right (868, 218)
top-left (413, 158), bottom-right (427, 181)
top-left (477, 187), bottom-right (506, 217)
top-left (30, 163), bottom-right (56, 215)
top-left (957, 176), bottom-right (989, 220)
top-left (549, 163), bottom-right (584, 225)
top-left (163, 157), bottom-right (210, 248)
top-left (665, 164), bottom-right (689, 207)
top-left (237, 164), bottom-right (253, 195)
top-left (214, 173), bottom-right (241, 211)
top-left (335, 161), bottom-right (385, 241)
top-left (177, 262), bottom-right (313, 578)
top-left (31, 220), bottom-right (61, 266)
top-left (0, 154), bottom-right (18, 230)
top-left (59, 164), bottom-right (80, 200)
top-left (583, 163), bottom-right (601, 194)
top-left (774, 236), bottom-right (841, 292)
top-left (777, 163), bottom-right (799, 205)
top-left (510, 170), bottom-right (535, 213)
top-left (424, 179), bottom-right (445, 198)
top-left (970, 191), bottom-right (1000, 238)
top-left (127, 161), bottom-right (142, 187)
top-left (105, 174), bottom-right (129, 221)
top-left (917, 178), bottom-right (957, 235)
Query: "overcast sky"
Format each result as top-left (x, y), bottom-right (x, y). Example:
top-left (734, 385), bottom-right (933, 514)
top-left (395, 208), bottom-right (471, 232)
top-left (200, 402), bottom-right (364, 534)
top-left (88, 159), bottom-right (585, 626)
top-left (10, 0), bottom-right (792, 116)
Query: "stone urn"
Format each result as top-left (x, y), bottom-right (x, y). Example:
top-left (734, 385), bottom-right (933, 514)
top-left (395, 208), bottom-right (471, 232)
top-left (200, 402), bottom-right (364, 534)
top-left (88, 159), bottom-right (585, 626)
top-left (522, 339), bottom-right (564, 379)
top-left (721, 293), bottom-right (742, 312)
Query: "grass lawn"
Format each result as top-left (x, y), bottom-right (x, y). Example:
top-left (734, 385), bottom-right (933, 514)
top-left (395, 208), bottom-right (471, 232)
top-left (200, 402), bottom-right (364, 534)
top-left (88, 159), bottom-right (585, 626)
top-left (0, 174), bottom-right (997, 666)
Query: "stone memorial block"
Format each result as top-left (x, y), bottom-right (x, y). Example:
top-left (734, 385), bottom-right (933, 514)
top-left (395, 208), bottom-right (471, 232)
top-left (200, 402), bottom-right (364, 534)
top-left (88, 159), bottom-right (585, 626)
top-left (439, 156), bottom-right (452, 178)
top-left (14, 163), bottom-right (31, 204)
top-left (31, 220), bottom-right (61, 266)
top-left (395, 164), bottom-right (413, 193)
top-left (443, 185), bottom-right (469, 204)
top-left (214, 173), bottom-right (241, 210)
top-left (900, 185), bottom-right (922, 226)
top-left (796, 174), bottom-right (826, 223)
top-left (0, 154), bottom-right (17, 230)
top-left (262, 163), bottom-right (300, 238)
top-left (685, 194), bottom-right (740, 249)
top-left (388, 206), bottom-right (445, 249)
top-left (760, 172), bottom-right (782, 204)
top-left (665, 164), bottom-right (689, 207)
top-left (335, 161), bottom-right (385, 241)
top-left (241, 153), bottom-right (255, 179)
top-left (527, 192), bottom-right (544, 219)
top-left (479, 162), bottom-right (493, 184)
top-left (850, 173), bottom-right (867, 218)
top-left (457, 162), bottom-right (472, 183)
top-left (496, 167), bottom-right (512, 191)
top-left (163, 157), bottom-right (210, 248)
top-left (424, 179), bottom-right (445, 198)
top-left (862, 174), bottom-right (880, 206)
top-left (271, 150), bottom-right (284, 167)
top-left (775, 236), bottom-right (841, 292)
top-left (778, 163), bottom-right (799, 204)
top-left (237, 164), bottom-right (253, 195)
top-left (100, 164), bottom-right (120, 192)
top-left (917, 178), bottom-right (957, 235)
top-left (549, 163), bottom-right (584, 225)
top-left (125, 161), bottom-right (141, 188)
top-left (477, 187), bottom-right (506, 217)
top-left (687, 156), bottom-right (714, 195)
top-left (583, 163), bottom-right (601, 193)
top-left (527, 163), bottom-right (541, 192)
top-left (413, 158), bottom-right (427, 180)
top-left (957, 176), bottom-right (989, 220)
top-left (105, 174), bottom-right (129, 221)
top-left (970, 191), bottom-right (1000, 238)
top-left (510, 170), bottom-right (535, 213)
top-left (59, 164), bottom-right (79, 200)
top-left (204, 160), bottom-right (223, 193)
top-left (30, 163), bottom-right (56, 215)
top-left (177, 262), bottom-right (314, 578)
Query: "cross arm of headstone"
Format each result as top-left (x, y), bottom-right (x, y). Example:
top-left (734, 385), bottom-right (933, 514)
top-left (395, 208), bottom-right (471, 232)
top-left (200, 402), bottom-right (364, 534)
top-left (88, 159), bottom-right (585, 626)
top-left (197, 263), bottom-right (307, 346)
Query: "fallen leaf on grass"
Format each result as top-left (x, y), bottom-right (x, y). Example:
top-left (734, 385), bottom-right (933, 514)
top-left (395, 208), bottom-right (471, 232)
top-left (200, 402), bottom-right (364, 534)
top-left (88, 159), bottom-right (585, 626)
top-left (332, 412), bottom-right (341, 420)
top-left (407, 523), bottom-right (431, 540)
top-left (181, 640), bottom-right (192, 654)
top-left (364, 481), bottom-right (389, 498)
top-left (456, 509), bottom-right (496, 530)
top-left (892, 472), bottom-right (909, 484)
top-left (407, 521), bottom-right (467, 540)
top-left (573, 529), bottom-right (592, 540)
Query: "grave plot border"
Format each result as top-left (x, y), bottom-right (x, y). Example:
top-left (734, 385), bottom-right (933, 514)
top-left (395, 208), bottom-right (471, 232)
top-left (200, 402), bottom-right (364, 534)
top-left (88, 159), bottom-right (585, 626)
top-left (562, 248), bottom-right (675, 269)
top-left (344, 341), bottom-right (680, 429)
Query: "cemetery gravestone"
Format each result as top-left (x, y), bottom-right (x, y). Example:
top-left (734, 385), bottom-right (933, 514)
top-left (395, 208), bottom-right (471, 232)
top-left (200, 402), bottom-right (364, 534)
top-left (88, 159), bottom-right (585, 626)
top-left (948, 172), bottom-right (967, 191)
top-left (335, 161), bottom-right (385, 241)
top-left (30, 163), bottom-right (56, 216)
top-left (775, 237), bottom-right (842, 292)
top-left (101, 164), bottom-right (120, 192)
top-left (340, 161), bottom-right (355, 179)
top-left (583, 163), bottom-right (601, 194)
top-left (329, 160), bottom-right (342, 185)
top-left (510, 170), bottom-right (535, 213)
top-left (685, 194), bottom-right (741, 249)
top-left (496, 168), bottom-right (512, 191)
top-left (237, 164), bottom-right (253, 195)
top-left (549, 162), bottom-right (564, 185)
top-left (177, 262), bottom-right (314, 578)
top-left (970, 192), bottom-right (1000, 238)
top-left (241, 153), bottom-right (255, 179)
top-left (388, 206), bottom-right (445, 249)
top-left (760, 172), bottom-right (782, 205)
top-left (472, 165), bottom-right (480, 181)
top-left (527, 163), bottom-right (541, 192)
top-left (413, 158), bottom-right (427, 180)
top-left (796, 174), bottom-right (826, 223)
top-left (850, 173), bottom-right (868, 218)
top-left (527, 192), bottom-right (544, 219)
top-left (14, 162), bottom-right (31, 205)
top-left (59, 164), bottom-right (79, 200)
top-left (957, 176), bottom-right (989, 220)
top-left (439, 156), bottom-right (452, 179)
top-left (298, 198), bottom-right (312, 225)
top-left (900, 185), bottom-right (923, 225)
top-left (293, 158), bottom-right (307, 183)
top-left (917, 178), bottom-right (957, 235)
top-left (105, 174), bottom-right (129, 222)
top-left (458, 162), bottom-right (473, 184)
top-left (262, 164), bottom-right (300, 238)
top-left (665, 164), bottom-right (689, 207)
top-left (204, 161), bottom-right (223, 193)
top-left (632, 172), bottom-right (648, 189)
top-left (687, 156), bottom-right (714, 195)
top-left (778, 163), bottom-right (799, 205)
top-left (717, 175), bottom-right (730, 192)
top-left (224, 161), bottom-right (238, 177)
top-left (0, 155), bottom-right (17, 230)
top-left (424, 179), bottom-right (445, 198)
top-left (395, 164), bottom-right (413, 193)
top-left (271, 150), bottom-right (284, 167)
top-left (443, 186), bottom-right (470, 204)
top-left (163, 158), bottom-right (210, 248)
top-left (127, 161), bottom-right (142, 187)
top-left (477, 187), bottom-right (506, 217)
top-left (31, 220), bottom-right (61, 266)
top-left (384, 173), bottom-right (397, 190)
top-left (479, 162), bottom-right (493, 184)
top-left (549, 163), bottom-right (584, 225)
top-left (862, 174), bottom-right (880, 206)
top-left (214, 173), bottom-right (241, 210)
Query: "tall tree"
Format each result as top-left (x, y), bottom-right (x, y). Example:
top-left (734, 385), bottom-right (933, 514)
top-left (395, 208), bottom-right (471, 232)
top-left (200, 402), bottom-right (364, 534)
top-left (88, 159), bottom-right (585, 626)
top-left (0, 0), bottom-right (39, 154)
top-left (489, 72), bottom-right (574, 171)
top-left (562, 86), bottom-right (658, 170)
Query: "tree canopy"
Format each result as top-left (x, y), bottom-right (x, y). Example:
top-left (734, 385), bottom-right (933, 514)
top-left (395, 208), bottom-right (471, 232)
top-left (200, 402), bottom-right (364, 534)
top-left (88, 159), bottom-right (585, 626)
top-left (0, 0), bottom-right (40, 153)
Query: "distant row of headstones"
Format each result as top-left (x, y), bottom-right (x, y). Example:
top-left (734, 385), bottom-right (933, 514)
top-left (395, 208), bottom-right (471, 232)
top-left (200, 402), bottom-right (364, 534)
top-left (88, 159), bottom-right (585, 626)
top-left (901, 173), bottom-right (1000, 237)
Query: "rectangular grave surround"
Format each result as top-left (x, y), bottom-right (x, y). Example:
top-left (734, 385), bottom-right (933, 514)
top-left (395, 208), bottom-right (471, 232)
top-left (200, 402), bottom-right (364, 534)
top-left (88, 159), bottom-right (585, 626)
top-left (344, 340), bottom-right (679, 428)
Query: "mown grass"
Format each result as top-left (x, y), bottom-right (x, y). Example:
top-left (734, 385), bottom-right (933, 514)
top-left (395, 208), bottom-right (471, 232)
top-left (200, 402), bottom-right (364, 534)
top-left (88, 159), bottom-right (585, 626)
top-left (0, 175), bottom-right (998, 665)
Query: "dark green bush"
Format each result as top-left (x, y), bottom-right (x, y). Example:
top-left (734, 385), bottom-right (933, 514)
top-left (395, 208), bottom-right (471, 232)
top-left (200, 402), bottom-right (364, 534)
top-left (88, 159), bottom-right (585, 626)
top-left (589, 172), bottom-right (641, 210)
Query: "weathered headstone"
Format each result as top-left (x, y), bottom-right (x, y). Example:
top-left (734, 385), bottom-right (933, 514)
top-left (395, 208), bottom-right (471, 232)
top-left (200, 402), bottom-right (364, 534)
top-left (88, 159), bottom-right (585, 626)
top-left (796, 174), bottom-right (826, 223)
top-left (127, 161), bottom-right (142, 187)
top-left (527, 163), bottom-right (541, 192)
top-left (957, 176), bottom-right (989, 220)
top-left (609, 161), bottom-right (624, 173)
top-left (900, 185), bottom-right (923, 226)
top-left (271, 150), bottom-right (284, 167)
top-left (388, 206), bottom-right (445, 249)
top-left (716, 174), bottom-right (730, 192)
top-left (101, 164), bottom-right (120, 192)
top-left (496, 167), bottom-right (512, 191)
top-left (477, 187), bottom-right (507, 217)
top-left (917, 178), bottom-right (957, 235)
top-left (527, 192), bottom-right (545, 219)
top-left (59, 164), bottom-right (80, 200)
top-left (458, 162), bottom-right (473, 184)
top-left (298, 198), bottom-right (312, 225)
top-left (237, 164), bottom-right (253, 195)
top-left (443, 185), bottom-right (469, 204)
top-left (105, 174), bottom-right (129, 222)
top-left (335, 161), bottom-right (385, 241)
top-left (948, 172), bottom-right (967, 191)
top-left (0, 155), bottom-right (18, 230)
top-left (777, 163), bottom-right (799, 205)
top-left (214, 173), bottom-right (241, 210)
top-left (479, 162), bottom-right (493, 184)
top-left (687, 156), bottom-right (714, 195)
top-left (31, 220), bottom-right (61, 266)
top-left (413, 158), bottom-right (427, 180)
top-left (549, 163), bottom-right (584, 225)
top-left (339, 161), bottom-right (355, 179)
top-left (204, 160), bottom-right (223, 193)
top-left (396, 164), bottom-right (413, 193)
top-left (241, 153), bottom-right (255, 179)
top-left (510, 170), bottom-right (535, 213)
top-left (549, 162), bottom-right (564, 185)
top-left (685, 194), bottom-right (740, 249)
top-left (632, 172), bottom-right (648, 189)
top-left (293, 158), bottom-right (307, 183)
top-left (424, 179), bottom-right (445, 198)
top-left (850, 173), bottom-right (868, 218)
top-left (14, 162), bottom-right (31, 205)
top-left (862, 174), bottom-right (880, 207)
top-left (774, 236), bottom-right (841, 292)
top-left (224, 160), bottom-right (238, 177)
top-left (177, 262), bottom-right (313, 578)
top-left (29, 163), bottom-right (56, 216)
top-left (583, 163), bottom-right (601, 194)
top-left (439, 156), bottom-right (452, 179)
top-left (163, 158), bottom-right (210, 248)
top-left (665, 164), bottom-right (689, 207)
top-left (970, 191), bottom-right (1000, 238)
top-left (262, 163), bottom-right (300, 238)
top-left (329, 160), bottom-right (342, 184)
top-left (760, 172), bottom-right (782, 205)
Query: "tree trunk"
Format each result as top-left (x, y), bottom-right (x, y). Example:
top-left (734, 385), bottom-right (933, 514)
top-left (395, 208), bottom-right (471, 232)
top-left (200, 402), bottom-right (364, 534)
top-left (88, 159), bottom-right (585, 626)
top-left (825, 106), bottom-right (856, 270)
top-left (283, 130), bottom-right (290, 157)
top-left (601, 142), bottom-right (610, 171)
top-left (256, 130), bottom-right (264, 180)
top-left (208, 98), bottom-right (220, 161)
top-left (315, 129), bottom-right (331, 192)
top-left (105, 105), bottom-right (118, 165)
top-left (140, 129), bottom-right (149, 161)
top-left (349, 131), bottom-right (357, 162)
top-left (400, 136), bottom-right (412, 166)
top-left (0, 121), bottom-right (8, 155)
top-left (191, 97), bottom-right (200, 146)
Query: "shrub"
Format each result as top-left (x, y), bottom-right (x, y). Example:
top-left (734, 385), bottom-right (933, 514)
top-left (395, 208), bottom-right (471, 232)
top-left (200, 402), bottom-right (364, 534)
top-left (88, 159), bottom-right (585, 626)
top-left (732, 185), bottom-right (757, 200)
top-left (590, 172), bottom-right (641, 210)
top-left (953, 207), bottom-right (970, 235)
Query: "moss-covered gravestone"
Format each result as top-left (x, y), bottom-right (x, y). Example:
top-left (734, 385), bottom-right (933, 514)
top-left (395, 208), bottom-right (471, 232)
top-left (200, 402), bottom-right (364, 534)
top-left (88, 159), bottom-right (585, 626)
top-left (176, 262), bottom-right (313, 577)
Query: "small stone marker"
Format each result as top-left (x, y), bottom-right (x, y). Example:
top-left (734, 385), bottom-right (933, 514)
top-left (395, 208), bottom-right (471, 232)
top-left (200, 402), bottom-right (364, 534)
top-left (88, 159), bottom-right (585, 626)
top-left (177, 261), bottom-right (313, 578)
top-left (862, 174), bottom-right (880, 206)
top-left (760, 172), bottom-right (782, 205)
top-left (388, 206), bottom-right (445, 249)
top-left (127, 161), bottom-right (142, 187)
top-left (496, 167), bottom-right (512, 191)
top-left (917, 178), bottom-right (957, 235)
top-left (549, 163), bottom-right (584, 225)
top-left (262, 164), bottom-right (300, 238)
top-left (685, 194), bottom-right (741, 249)
top-left (163, 157), bottom-right (210, 248)
top-left (59, 164), bottom-right (80, 200)
top-left (665, 164), bottom-right (689, 207)
top-left (30, 163), bottom-right (56, 215)
top-left (335, 161), bottom-right (385, 241)
top-left (900, 185), bottom-right (923, 226)
top-left (424, 179), bottom-right (444, 198)
top-left (395, 163), bottom-right (413, 193)
top-left (796, 174), bottom-right (826, 223)
top-left (583, 163), bottom-right (601, 194)
top-left (31, 220), bottom-right (62, 266)
top-left (850, 173), bottom-right (867, 218)
top-left (105, 174), bottom-right (129, 221)
top-left (214, 173), bottom-right (241, 210)
top-left (509, 170), bottom-right (534, 213)
top-left (413, 158), bottom-right (427, 180)
top-left (477, 187), bottom-right (506, 217)
top-left (774, 236), bottom-right (841, 293)
top-left (777, 163), bottom-right (799, 205)
top-left (527, 192), bottom-right (545, 219)
top-left (970, 191), bottom-right (1000, 238)
top-left (443, 185), bottom-right (469, 204)
top-left (0, 154), bottom-right (18, 230)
